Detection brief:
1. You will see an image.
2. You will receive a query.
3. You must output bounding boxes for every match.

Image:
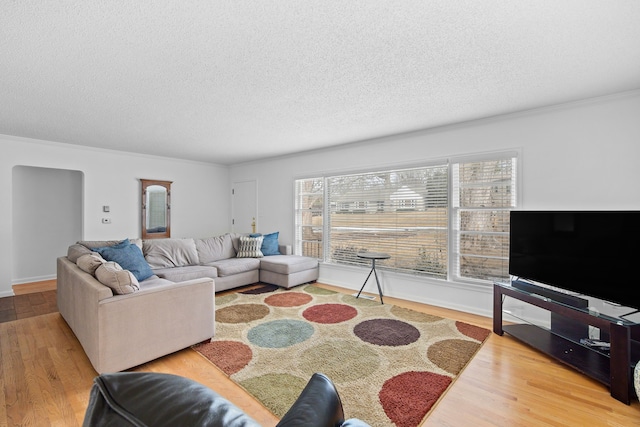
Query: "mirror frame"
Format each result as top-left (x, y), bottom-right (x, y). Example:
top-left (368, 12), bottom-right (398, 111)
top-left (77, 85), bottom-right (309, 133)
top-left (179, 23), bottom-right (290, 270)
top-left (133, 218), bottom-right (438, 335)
top-left (141, 179), bottom-right (172, 240)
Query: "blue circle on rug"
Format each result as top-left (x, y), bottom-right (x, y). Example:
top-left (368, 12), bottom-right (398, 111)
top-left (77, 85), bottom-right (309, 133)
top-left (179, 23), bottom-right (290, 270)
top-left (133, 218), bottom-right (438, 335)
top-left (248, 320), bottom-right (315, 348)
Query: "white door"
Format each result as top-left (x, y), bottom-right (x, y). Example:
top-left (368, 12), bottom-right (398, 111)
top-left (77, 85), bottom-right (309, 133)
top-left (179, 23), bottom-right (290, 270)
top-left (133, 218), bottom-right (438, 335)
top-left (232, 180), bottom-right (257, 233)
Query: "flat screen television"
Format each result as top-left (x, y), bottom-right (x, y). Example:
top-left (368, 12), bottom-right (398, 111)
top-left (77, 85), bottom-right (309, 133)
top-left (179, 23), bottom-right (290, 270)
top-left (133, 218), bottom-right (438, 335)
top-left (508, 210), bottom-right (640, 311)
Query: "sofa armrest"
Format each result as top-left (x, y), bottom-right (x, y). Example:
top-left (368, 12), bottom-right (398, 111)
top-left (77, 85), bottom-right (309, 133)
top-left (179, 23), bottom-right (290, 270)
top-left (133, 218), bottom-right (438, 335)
top-left (57, 256), bottom-right (114, 368)
top-left (83, 372), bottom-right (370, 427)
top-left (82, 372), bottom-right (261, 427)
top-left (58, 256), bottom-right (215, 374)
top-left (276, 373), bottom-right (371, 427)
top-left (276, 373), bottom-right (345, 427)
top-left (94, 277), bottom-right (215, 373)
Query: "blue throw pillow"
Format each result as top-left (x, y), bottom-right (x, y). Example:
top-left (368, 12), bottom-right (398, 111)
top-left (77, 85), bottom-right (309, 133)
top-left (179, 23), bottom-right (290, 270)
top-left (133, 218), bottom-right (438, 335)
top-left (261, 232), bottom-right (281, 256)
top-left (94, 239), bottom-right (154, 281)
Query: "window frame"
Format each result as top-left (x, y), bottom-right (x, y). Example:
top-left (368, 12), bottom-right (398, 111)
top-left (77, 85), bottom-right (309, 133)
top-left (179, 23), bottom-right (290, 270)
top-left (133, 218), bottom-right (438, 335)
top-left (294, 177), bottom-right (325, 260)
top-left (448, 153), bottom-right (519, 284)
top-left (294, 150), bottom-right (520, 285)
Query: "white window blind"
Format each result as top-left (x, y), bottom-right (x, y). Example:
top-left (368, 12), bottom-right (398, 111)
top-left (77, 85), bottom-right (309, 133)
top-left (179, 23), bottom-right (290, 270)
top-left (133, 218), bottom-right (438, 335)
top-left (327, 165), bottom-right (449, 278)
top-left (294, 178), bottom-right (324, 259)
top-left (452, 156), bottom-right (517, 282)
top-left (294, 152), bottom-right (517, 283)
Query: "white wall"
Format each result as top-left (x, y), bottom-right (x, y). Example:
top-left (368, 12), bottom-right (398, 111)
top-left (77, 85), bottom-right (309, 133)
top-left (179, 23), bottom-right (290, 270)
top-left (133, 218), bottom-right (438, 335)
top-left (229, 91), bottom-right (640, 318)
top-left (12, 166), bottom-right (83, 284)
top-left (0, 135), bottom-right (230, 297)
top-left (1, 91), bottom-right (638, 313)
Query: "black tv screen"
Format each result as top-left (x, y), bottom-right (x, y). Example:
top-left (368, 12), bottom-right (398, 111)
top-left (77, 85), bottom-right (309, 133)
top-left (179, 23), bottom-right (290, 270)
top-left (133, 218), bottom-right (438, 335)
top-left (509, 210), bottom-right (640, 310)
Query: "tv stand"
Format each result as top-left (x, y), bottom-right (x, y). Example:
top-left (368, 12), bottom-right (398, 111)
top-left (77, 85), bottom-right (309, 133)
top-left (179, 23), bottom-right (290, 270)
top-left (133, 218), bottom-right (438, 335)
top-left (493, 282), bottom-right (640, 404)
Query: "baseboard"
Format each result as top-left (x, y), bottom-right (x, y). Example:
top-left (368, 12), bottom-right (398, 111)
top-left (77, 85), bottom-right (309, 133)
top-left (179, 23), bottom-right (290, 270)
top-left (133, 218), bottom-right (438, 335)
top-left (12, 274), bottom-right (56, 286)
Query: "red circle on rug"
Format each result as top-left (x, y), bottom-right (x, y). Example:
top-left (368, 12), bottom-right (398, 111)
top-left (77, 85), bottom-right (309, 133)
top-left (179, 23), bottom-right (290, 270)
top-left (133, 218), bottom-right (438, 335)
top-left (379, 371), bottom-right (452, 427)
top-left (302, 303), bottom-right (358, 324)
top-left (265, 292), bottom-right (313, 307)
top-left (354, 319), bottom-right (420, 346)
top-left (194, 340), bottom-right (252, 376)
top-left (456, 321), bottom-right (491, 342)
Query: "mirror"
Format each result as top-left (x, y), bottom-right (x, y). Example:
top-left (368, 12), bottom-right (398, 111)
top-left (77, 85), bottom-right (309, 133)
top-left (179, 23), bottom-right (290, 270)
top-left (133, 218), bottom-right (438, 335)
top-left (141, 179), bottom-right (172, 239)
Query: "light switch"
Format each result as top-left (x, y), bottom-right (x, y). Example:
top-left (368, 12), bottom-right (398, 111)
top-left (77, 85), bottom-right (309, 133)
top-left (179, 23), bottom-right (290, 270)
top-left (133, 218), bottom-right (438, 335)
top-left (103, 206), bottom-right (110, 212)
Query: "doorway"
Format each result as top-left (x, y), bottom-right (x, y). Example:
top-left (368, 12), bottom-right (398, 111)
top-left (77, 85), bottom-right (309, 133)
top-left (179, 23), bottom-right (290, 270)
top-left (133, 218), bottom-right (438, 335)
top-left (12, 166), bottom-right (83, 285)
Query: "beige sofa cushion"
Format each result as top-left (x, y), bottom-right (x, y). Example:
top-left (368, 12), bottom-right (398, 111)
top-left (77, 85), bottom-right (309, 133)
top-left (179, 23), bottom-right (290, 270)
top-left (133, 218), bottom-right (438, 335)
top-left (229, 233), bottom-right (243, 253)
top-left (260, 255), bottom-right (319, 274)
top-left (78, 239), bottom-right (143, 250)
top-left (207, 258), bottom-right (260, 277)
top-left (143, 238), bottom-right (199, 269)
top-left (76, 253), bottom-right (106, 275)
top-left (195, 234), bottom-right (236, 264)
top-left (152, 265), bottom-right (218, 282)
top-left (95, 261), bottom-right (140, 295)
top-left (68, 244), bottom-right (93, 263)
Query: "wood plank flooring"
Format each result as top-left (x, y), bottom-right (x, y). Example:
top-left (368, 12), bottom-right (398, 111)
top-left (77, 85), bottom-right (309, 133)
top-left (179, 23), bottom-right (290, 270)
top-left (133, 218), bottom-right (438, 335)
top-left (1, 282), bottom-right (638, 426)
top-left (0, 280), bottom-right (57, 323)
top-left (12, 279), bottom-right (57, 296)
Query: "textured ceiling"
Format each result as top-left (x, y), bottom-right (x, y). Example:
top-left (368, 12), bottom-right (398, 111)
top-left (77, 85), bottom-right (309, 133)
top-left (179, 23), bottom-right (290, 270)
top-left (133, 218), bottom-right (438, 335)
top-left (2, 1), bottom-right (639, 165)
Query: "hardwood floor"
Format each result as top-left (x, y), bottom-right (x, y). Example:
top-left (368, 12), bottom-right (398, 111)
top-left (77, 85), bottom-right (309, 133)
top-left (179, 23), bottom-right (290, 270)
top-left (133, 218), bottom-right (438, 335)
top-left (1, 282), bottom-right (638, 426)
top-left (11, 279), bottom-right (57, 296)
top-left (0, 280), bottom-right (57, 323)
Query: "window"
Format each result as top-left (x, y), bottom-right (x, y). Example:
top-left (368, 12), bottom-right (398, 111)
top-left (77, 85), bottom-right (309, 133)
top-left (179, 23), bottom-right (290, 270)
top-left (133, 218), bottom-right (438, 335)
top-left (451, 156), bottom-right (517, 282)
top-left (327, 166), bottom-right (449, 278)
top-left (295, 178), bottom-right (324, 259)
top-left (294, 152), bottom-right (517, 283)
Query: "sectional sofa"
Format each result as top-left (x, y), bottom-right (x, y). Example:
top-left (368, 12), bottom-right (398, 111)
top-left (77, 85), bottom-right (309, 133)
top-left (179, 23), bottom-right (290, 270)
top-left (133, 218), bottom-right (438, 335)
top-left (57, 232), bottom-right (319, 373)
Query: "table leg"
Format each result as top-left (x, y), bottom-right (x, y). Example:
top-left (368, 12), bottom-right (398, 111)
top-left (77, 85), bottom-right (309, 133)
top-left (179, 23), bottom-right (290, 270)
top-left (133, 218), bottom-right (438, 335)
top-left (356, 265), bottom-right (375, 299)
top-left (356, 259), bottom-right (384, 304)
top-left (493, 284), bottom-right (504, 335)
top-left (372, 260), bottom-right (384, 304)
top-left (609, 322), bottom-right (631, 404)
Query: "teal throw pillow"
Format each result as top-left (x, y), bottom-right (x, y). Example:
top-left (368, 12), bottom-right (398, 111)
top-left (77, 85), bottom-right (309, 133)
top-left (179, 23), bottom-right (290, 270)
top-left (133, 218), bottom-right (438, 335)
top-left (94, 239), bottom-right (154, 281)
top-left (261, 232), bottom-right (281, 256)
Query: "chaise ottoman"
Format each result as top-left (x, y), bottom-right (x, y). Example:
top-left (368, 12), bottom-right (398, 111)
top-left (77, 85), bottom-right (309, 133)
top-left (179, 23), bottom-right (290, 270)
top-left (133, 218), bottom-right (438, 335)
top-left (259, 255), bottom-right (319, 288)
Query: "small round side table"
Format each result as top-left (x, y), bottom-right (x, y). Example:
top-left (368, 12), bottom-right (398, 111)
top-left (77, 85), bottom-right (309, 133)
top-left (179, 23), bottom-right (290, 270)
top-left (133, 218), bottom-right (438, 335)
top-left (355, 252), bottom-right (390, 304)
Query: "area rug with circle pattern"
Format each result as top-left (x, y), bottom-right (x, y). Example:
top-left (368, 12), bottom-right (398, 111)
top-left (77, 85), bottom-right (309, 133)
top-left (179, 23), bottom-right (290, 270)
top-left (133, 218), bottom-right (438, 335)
top-left (193, 284), bottom-right (490, 427)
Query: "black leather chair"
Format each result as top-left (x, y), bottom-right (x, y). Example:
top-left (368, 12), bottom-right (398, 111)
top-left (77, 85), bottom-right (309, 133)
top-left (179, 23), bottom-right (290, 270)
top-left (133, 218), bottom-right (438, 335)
top-left (83, 371), bottom-right (370, 427)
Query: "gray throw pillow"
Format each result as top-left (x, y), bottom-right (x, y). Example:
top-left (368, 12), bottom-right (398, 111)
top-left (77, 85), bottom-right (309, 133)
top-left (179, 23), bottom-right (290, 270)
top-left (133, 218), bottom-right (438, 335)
top-left (68, 244), bottom-right (93, 263)
top-left (76, 253), bottom-right (106, 275)
top-left (95, 262), bottom-right (140, 295)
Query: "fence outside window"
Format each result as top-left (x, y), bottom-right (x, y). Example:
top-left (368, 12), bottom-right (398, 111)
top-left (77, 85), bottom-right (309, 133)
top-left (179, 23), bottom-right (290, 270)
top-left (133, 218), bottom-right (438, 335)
top-left (294, 153), bottom-right (517, 283)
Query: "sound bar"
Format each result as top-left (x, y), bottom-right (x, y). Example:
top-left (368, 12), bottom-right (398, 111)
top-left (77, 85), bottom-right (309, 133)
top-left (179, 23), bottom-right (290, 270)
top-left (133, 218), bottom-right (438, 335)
top-left (511, 279), bottom-right (589, 340)
top-left (511, 279), bottom-right (589, 308)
